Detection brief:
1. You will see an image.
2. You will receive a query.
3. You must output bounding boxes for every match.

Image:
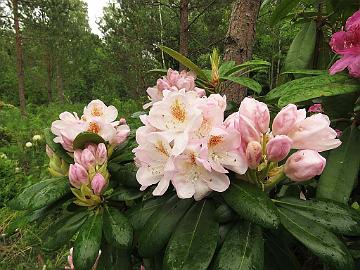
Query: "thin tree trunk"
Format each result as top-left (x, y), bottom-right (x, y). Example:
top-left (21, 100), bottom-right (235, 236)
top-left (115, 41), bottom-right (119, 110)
top-left (45, 50), bottom-right (52, 103)
top-left (179, 0), bottom-right (189, 71)
top-left (56, 62), bottom-right (64, 103)
top-left (12, 0), bottom-right (26, 115)
top-left (224, 0), bottom-right (261, 103)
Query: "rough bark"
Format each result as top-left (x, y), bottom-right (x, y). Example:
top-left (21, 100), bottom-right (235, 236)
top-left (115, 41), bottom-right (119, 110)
top-left (12, 0), bottom-right (26, 115)
top-left (224, 0), bottom-right (261, 103)
top-left (56, 62), bottom-right (64, 103)
top-left (179, 0), bottom-right (189, 71)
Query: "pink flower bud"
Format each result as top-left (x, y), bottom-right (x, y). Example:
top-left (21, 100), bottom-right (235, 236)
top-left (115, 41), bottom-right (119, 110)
top-left (239, 97), bottom-right (270, 134)
top-left (46, 145), bottom-right (54, 158)
top-left (119, 118), bottom-right (127, 125)
top-left (284, 150), bottom-right (326, 182)
top-left (238, 115), bottom-right (261, 143)
top-left (272, 104), bottom-right (299, 135)
top-left (110, 124), bottom-right (130, 146)
top-left (246, 141), bottom-right (262, 169)
top-left (69, 163), bottom-right (89, 188)
top-left (96, 143), bottom-right (107, 165)
top-left (86, 144), bottom-right (97, 157)
top-left (61, 133), bottom-right (74, 152)
top-left (91, 173), bottom-right (107, 194)
top-left (157, 78), bottom-right (171, 91)
top-left (266, 135), bottom-right (292, 162)
top-left (308, 103), bottom-right (323, 113)
top-left (80, 149), bottom-right (96, 170)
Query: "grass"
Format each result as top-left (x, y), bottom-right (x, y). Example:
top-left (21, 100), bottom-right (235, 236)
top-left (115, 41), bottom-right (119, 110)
top-left (0, 98), bottom-right (143, 269)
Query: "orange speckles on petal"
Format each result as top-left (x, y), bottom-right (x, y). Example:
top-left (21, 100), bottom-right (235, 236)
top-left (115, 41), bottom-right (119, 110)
top-left (155, 141), bottom-right (169, 156)
top-left (171, 99), bottom-right (186, 122)
top-left (208, 135), bottom-right (223, 147)
top-left (88, 122), bottom-right (100, 134)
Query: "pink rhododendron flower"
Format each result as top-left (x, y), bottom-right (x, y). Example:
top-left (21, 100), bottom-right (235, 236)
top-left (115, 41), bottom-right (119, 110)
top-left (284, 150), bottom-right (326, 181)
top-left (239, 97), bottom-right (270, 134)
top-left (308, 103), bottom-right (323, 113)
top-left (109, 123), bottom-right (130, 145)
top-left (272, 104), bottom-right (306, 136)
top-left (329, 10), bottom-right (360, 78)
top-left (143, 69), bottom-right (206, 109)
top-left (147, 90), bottom-right (203, 155)
top-left (172, 145), bottom-right (230, 201)
top-left (82, 99), bottom-right (118, 124)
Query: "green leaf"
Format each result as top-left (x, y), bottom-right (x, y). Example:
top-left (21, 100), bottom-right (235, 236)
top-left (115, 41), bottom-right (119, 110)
top-left (126, 195), bottom-right (172, 232)
top-left (73, 131), bottom-right (105, 150)
top-left (220, 76), bottom-right (262, 94)
top-left (223, 60), bottom-right (270, 77)
top-left (103, 207), bottom-right (133, 249)
top-left (8, 177), bottom-right (70, 210)
top-left (212, 221), bottom-right (263, 270)
top-left (164, 200), bottom-right (218, 270)
top-left (42, 210), bottom-right (88, 251)
top-left (270, 0), bottom-right (301, 25)
top-left (281, 69), bottom-right (327, 75)
top-left (215, 204), bottom-right (236, 224)
top-left (284, 21), bottom-right (317, 72)
top-left (159, 46), bottom-right (207, 80)
top-left (222, 182), bottom-right (280, 229)
top-left (265, 74), bottom-right (360, 107)
top-left (138, 195), bottom-right (193, 258)
top-left (73, 210), bottom-right (103, 270)
top-left (108, 163), bottom-right (140, 188)
top-left (275, 197), bottom-right (360, 236)
top-left (278, 207), bottom-right (354, 270)
top-left (218, 61), bottom-right (236, 76)
top-left (109, 186), bottom-right (143, 201)
top-left (43, 128), bottom-right (73, 164)
top-left (317, 126), bottom-right (360, 204)
top-left (148, 68), bottom-right (168, 75)
top-left (264, 231), bottom-right (301, 270)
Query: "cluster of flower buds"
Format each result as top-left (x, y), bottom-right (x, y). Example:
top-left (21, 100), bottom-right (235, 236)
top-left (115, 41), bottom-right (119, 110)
top-left (69, 143), bottom-right (110, 207)
top-left (227, 98), bottom-right (340, 186)
top-left (143, 69), bottom-right (206, 109)
top-left (135, 75), bottom-right (342, 199)
top-left (46, 145), bottom-right (69, 177)
top-left (51, 100), bottom-right (130, 152)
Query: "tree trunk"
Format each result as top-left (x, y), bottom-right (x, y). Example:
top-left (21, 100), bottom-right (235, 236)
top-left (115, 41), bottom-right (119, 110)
top-left (12, 0), bottom-right (26, 115)
top-left (45, 51), bottom-right (52, 103)
top-left (224, 0), bottom-right (261, 103)
top-left (179, 0), bottom-right (189, 71)
top-left (56, 62), bottom-right (64, 103)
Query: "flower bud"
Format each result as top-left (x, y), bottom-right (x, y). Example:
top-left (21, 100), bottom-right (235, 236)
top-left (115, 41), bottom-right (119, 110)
top-left (96, 143), bottom-right (107, 165)
top-left (266, 135), bottom-right (292, 162)
top-left (46, 145), bottom-right (54, 158)
top-left (81, 149), bottom-right (96, 170)
top-left (239, 97), bottom-right (270, 134)
top-left (284, 150), bottom-right (326, 182)
top-left (69, 163), bottom-right (89, 188)
top-left (308, 103), bottom-right (323, 113)
top-left (61, 133), bottom-right (74, 152)
top-left (91, 173), bottom-right (107, 194)
top-left (110, 124), bottom-right (130, 145)
top-left (272, 104), bottom-right (298, 136)
top-left (246, 141), bottom-right (263, 169)
top-left (25, 142), bottom-right (32, 148)
top-left (32, 134), bottom-right (42, 141)
top-left (238, 115), bottom-right (261, 144)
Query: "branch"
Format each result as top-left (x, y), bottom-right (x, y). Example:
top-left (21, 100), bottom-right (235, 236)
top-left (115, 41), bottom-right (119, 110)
top-left (187, 0), bottom-right (217, 30)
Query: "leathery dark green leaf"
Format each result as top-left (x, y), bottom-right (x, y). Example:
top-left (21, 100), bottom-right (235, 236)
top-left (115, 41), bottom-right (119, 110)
top-left (317, 126), bottom-right (360, 204)
top-left (278, 207), bottom-right (354, 270)
top-left (73, 210), bottom-right (103, 270)
top-left (138, 195), bottom-right (193, 258)
top-left (42, 210), bottom-right (88, 251)
top-left (222, 182), bottom-right (279, 229)
top-left (275, 197), bottom-right (360, 236)
top-left (103, 206), bottom-right (133, 249)
top-left (212, 221), bottom-right (263, 270)
top-left (164, 200), bottom-right (218, 270)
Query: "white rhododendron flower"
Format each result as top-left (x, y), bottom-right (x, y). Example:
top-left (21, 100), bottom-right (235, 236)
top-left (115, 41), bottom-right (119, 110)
top-left (25, 142), bottom-right (33, 148)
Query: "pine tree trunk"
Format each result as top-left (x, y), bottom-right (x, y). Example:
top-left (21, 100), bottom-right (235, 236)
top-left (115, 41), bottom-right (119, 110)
top-left (179, 0), bottom-right (189, 71)
top-left (46, 51), bottom-right (52, 103)
top-left (12, 0), bottom-right (26, 115)
top-left (56, 62), bottom-right (64, 103)
top-left (224, 0), bottom-right (261, 103)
